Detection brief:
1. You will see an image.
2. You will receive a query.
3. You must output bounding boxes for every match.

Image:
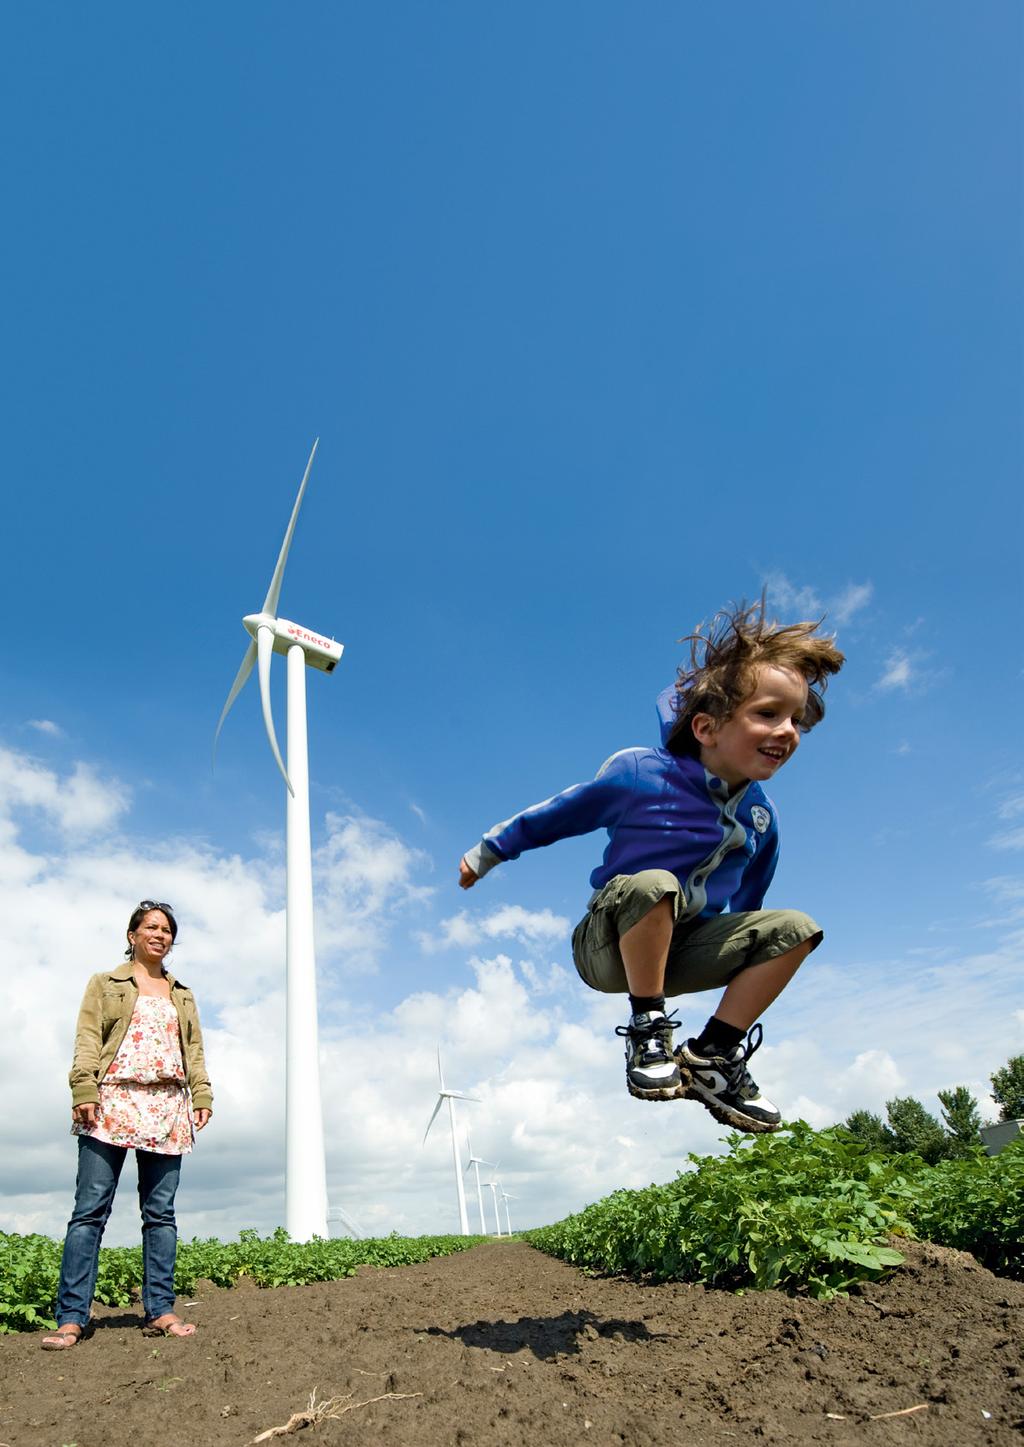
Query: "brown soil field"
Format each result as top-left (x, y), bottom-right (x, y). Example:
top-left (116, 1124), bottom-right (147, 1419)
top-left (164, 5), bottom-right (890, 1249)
top-left (2, 1239), bottom-right (1021, 1447)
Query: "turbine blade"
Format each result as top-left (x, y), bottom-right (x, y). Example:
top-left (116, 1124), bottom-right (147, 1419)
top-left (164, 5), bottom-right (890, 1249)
top-left (446, 1092), bottom-right (480, 1103)
top-left (436, 1045), bottom-right (445, 1092)
top-left (262, 438), bottom-right (319, 618)
top-left (213, 640), bottom-right (257, 763)
top-left (422, 1095), bottom-right (444, 1145)
top-left (257, 625), bottom-right (294, 796)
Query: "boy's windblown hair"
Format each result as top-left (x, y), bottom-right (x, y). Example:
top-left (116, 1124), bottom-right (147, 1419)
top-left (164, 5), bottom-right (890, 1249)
top-left (665, 597), bottom-right (846, 757)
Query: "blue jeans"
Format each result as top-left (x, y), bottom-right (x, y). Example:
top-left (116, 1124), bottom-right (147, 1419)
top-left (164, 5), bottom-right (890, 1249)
top-left (55, 1136), bottom-right (183, 1326)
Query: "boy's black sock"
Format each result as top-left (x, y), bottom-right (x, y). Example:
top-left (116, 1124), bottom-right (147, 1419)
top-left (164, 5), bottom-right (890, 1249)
top-left (694, 1016), bottom-right (746, 1056)
top-left (628, 993), bottom-right (666, 1018)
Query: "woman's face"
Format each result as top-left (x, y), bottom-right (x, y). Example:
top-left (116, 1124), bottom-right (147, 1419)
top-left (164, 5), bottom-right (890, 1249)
top-left (129, 910), bottom-right (174, 966)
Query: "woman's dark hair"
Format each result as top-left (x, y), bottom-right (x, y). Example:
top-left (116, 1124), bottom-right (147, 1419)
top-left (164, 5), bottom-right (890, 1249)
top-left (665, 597), bottom-right (846, 757)
top-left (125, 902), bottom-right (179, 959)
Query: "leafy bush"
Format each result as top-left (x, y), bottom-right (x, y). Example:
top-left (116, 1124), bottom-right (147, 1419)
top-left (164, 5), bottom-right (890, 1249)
top-left (905, 1139), bottom-right (1023, 1279)
top-left (0, 1228), bottom-right (484, 1334)
top-left (990, 1054), bottom-right (1024, 1121)
top-left (0, 1233), bottom-right (63, 1333)
top-left (526, 1124), bottom-right (1024, 1298)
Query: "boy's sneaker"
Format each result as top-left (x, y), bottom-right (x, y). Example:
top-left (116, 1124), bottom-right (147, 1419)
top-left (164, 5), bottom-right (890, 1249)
top-left (615, 1011), bottom-right (686, 1101)
top-left (676, 1023), bottom-right (781, 1132)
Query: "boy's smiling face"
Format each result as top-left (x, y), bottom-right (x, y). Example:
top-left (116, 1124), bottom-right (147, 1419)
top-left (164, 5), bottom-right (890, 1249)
top-left (693, 665), bottom-right (809, 788)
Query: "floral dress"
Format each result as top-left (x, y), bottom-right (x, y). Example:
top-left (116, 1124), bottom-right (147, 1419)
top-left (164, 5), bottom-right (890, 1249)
top-left (73, 996), bottom-right (194, 1154)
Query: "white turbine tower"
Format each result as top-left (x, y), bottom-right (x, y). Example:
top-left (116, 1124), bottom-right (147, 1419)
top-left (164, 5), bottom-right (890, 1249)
top-left (423, 1049), bottom-right (479, 1236)
top-left (214, 439), bottom-right (342, 1243)
top-left (487, 1176), bottom-right (504, 1237)
top-left (499, 1186), bottom-right (517, 1236)
top-left (464, 1128), bottom-right (497, 1236)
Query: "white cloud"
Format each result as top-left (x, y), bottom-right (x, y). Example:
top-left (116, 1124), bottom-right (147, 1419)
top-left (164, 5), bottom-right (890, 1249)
top-left (418, 903), bottom-right (570, 954)
top-left (762, 573), bottom-right (872, 627)
top-left (0, 745), bottom-right (129, 837)
top-left (997, 794), bottom-right (1024, 821)
top-left (28, 719), bottom-right (64, 737)
top-left (313, 812), bottom-right (433, 969)
top-left (981, 876), bottom-right (1024, 923)
top-left (988, 826), bottom-right (1024, 852)
top-left (830, 582), bottom-right (874, 625)
top-left (876, 648), bottom-right (914, 691)
top-left (763, 572), bottom-right (823, 618)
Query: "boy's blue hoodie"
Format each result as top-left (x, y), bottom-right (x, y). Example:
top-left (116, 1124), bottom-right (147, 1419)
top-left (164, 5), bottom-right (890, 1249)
top-left (463, 687), bottom-right (780, 921)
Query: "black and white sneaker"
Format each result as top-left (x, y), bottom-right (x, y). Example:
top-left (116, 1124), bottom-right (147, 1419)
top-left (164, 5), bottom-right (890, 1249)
top-left (676, 1023), bottom-right (782, 1132)
top-left (615, 1011), bottom-right (686, 1101)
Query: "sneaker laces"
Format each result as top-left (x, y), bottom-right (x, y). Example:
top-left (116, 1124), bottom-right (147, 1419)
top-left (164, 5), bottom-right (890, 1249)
top-left (615, 1010), bottom-right (680, 1061)
top-left (723, 1023), bottom-right (764, 1098)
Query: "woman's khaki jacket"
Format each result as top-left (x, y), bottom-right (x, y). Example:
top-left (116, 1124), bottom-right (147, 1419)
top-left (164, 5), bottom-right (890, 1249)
top-left (68, 963), bottom-right (214, 1113)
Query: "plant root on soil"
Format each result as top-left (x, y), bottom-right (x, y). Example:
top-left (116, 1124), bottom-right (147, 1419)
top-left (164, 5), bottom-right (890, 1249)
top-left (250, 1387), bottom-right (424, 1442)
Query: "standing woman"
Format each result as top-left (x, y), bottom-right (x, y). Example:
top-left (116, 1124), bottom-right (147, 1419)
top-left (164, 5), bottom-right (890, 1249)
top-left (41, 902), bottom-right (213, 1349)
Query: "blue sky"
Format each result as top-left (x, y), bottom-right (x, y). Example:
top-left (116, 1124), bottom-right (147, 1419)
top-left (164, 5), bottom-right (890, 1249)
top-left (1, 4), bottom-right (1020, 1242)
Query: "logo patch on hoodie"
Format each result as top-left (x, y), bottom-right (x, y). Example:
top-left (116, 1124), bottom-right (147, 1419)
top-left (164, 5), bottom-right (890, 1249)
top-left (750, 805), bottom-right (771, 834)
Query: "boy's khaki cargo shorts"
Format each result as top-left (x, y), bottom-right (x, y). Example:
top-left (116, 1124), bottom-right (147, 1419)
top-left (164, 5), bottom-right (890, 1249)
top-left (571, 869), bottom-right (823, 996)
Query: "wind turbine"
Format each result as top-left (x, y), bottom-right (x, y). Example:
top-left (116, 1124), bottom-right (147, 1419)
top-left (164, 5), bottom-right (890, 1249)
top-left (423, 1048), bottom-right (479, 1235)
top-left (499, 1186), bottom-right (517, 1236)
top-left (464, 1128), bottom-right (497, 1236)
top-left (214, 439), bottom-right (342, 1243)
top-left (487, 1175), bottom-right (504, 1237)
top-left (326, 1204), bottom-right (363, 1240)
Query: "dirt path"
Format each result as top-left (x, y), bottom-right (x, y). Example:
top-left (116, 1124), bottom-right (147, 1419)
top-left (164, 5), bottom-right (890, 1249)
top-left (2, 1239), bottom-right (1021, 1446)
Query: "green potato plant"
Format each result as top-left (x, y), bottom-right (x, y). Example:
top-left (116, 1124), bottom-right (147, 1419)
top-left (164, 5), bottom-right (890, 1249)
top-left (525, 1124), bottom-right (1023, 1298)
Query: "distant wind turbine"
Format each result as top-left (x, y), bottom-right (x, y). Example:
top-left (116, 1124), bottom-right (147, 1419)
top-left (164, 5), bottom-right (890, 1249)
top-left (499, 1186), bottom-right (517, 1236)
top-left (487, 1176), bottom-right (504, 1237)
top-left (423, 1049), bottom-right (479, 1235)
top-left (214, 439), bottom-right (343, 1243)
top-left (326, 1204), bottom-right (363, 1240)
top-left (464, 1128), bottom-right (497, 1236)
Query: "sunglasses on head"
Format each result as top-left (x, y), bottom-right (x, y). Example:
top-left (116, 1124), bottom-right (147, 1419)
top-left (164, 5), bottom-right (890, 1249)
top-left (137, 900), bottom-right (174, 916)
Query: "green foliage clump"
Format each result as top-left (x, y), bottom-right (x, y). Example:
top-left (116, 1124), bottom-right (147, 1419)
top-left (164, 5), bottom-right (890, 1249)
top-left (937, 1086), bottom-right (985, 1160)
top-left (883, 1096), bottom-right (950, 1164)
top-left (527, 1124), bottom-right (912, 1299)
top-left (904, 1139), bottom-right (1024, 1280)
top-left (0, 1233), bottom-right (63, 1333)
top-left (525, 1125), bottom-right (1024, 1298)
top-left (990, 1054), bottom-right (1024, 1122)
top-left (0, 1228), bottom-right (484, 1335)
top-left (845, 1094), bottom-right (975, 1164)
top-left (174, 1228), bottom-right (483, 1291)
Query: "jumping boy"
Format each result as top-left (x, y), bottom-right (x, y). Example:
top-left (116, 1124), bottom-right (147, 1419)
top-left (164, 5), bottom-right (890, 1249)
top-left (458, 601), bottom-right (844, 1133)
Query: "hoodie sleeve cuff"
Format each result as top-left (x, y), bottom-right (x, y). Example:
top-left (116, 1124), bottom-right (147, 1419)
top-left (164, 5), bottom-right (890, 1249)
top-left (463, 841), bottom-right (502, 879)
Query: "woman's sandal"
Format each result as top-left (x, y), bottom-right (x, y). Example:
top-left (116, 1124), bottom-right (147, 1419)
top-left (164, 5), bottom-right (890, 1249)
top-left (142, 1313), bottom-right (196, 1338)
top-left (41, 1325), bottom-right (83, 1351)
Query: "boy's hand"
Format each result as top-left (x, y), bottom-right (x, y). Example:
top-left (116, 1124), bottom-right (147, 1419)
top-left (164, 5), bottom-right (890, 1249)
top-left (458, 857), bottom-right (478, 890)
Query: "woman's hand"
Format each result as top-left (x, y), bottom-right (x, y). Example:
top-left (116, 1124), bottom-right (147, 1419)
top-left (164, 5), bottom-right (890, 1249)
top-left (458, 857), bottom-right (478, 890)
top-left (72, 1103), bottom-right (99, 1128)
top-left (194, 1109), bottom-right (211, 1131)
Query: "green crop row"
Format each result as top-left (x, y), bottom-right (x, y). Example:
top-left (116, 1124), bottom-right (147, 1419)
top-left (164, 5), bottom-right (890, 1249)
top-left (525, 1123), bottom-right (1024, 1299)
top-left (0, 1227), bottom-right (485, 1334)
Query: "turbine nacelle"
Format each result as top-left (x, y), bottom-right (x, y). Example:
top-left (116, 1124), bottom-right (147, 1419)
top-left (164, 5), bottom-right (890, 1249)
top-left (242, 613), bottom-right (344, 672)
top-left (214, 440), bottom-right (343, 797)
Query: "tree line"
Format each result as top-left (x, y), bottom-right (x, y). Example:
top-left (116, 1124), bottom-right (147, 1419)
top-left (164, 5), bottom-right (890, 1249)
top-left (842, 1053), bottom-right (1024, 1164)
